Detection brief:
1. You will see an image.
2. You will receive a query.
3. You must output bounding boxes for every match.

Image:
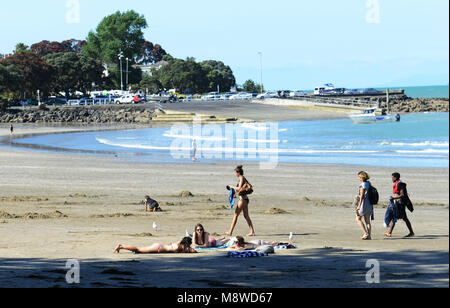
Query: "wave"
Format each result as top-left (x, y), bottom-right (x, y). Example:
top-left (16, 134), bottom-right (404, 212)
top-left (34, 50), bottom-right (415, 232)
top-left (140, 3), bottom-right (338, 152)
top-left (380, 141), bottom-right (449, 147)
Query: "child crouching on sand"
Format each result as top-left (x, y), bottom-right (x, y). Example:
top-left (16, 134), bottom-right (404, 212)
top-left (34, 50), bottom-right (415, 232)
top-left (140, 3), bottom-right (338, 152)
top-left (144, 195), bottom-right (162, 212)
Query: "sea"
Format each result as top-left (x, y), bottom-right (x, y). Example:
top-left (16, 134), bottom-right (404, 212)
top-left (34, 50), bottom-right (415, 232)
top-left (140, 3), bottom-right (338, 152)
top-left (7, 112), bottom-right (449, 168)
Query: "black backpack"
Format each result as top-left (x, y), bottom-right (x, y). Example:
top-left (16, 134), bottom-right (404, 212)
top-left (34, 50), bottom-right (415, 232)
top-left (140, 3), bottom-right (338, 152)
top-left (368, 182), bottom-right (379, 205)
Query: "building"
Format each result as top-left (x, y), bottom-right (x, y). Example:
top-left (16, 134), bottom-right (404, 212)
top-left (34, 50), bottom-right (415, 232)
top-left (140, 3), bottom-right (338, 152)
top-left (134, 60), bottom-right (169, 77)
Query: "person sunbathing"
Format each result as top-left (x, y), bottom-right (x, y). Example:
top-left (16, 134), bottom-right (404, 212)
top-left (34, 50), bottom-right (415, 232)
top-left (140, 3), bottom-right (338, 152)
top-left (114, 237), bottom-right (196, 254)
top-left (226, 236), bottom-right (278, 251)
top-left (192, 224), bottom-right (228, 248)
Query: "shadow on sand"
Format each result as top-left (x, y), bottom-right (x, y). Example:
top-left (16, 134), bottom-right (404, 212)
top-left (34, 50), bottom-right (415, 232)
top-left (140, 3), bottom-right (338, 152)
top-left (0, 248), bottom-right (448, 288)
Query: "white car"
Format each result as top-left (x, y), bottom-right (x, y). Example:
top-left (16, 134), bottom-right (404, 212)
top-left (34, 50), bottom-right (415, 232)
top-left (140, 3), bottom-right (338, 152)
top-left (289, 91), bottom-right (308, 97)
top-left (114, 95), bottom-right (135, 104)
top-left (202, 92), bottom-right (220, 100)
top-left (67, 99), bottom-right (80, 106)
top-left (230, 92), bottom-right (253, 100)
top-left (256, 92), bottom-right (278, 99)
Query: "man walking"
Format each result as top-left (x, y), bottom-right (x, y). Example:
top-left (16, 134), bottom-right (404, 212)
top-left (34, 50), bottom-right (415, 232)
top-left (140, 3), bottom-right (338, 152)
top-left (384, 172), bottom-right (415, 238)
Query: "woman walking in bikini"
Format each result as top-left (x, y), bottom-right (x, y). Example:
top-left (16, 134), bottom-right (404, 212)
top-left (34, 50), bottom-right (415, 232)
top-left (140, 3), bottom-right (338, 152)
top-left (225, 165), bottom-right (256, 237)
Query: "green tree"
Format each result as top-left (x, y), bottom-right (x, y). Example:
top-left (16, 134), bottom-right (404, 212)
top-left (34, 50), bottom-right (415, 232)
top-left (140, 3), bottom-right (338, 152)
top-left (140, 75), bottom-right (162, 94)
top-left (43, 52), bottom-right (104, 97)
top-left (83, 10), bottom-right (148, 64)
top-left (200, 60), bottom-right (236, 93)
top-left (2, 53), bottom-right (54, 98)
top-left (243, 80), bottom-right (258, 92)
top-left (14, 43), bottom-right (29, 54)
top-left (0, 62), bottom-right (23, 110)
top-left (154, 58), bottom-right (208, 93)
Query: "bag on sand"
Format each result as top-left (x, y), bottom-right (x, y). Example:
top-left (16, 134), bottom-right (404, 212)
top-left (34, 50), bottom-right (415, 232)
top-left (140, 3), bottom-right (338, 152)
top-left (255, 245), bottom-right (275, 254)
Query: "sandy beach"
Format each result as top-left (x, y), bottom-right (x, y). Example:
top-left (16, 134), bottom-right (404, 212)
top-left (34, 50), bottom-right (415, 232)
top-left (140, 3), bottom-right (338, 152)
top-left (0, 103), bottom-right (448, 288)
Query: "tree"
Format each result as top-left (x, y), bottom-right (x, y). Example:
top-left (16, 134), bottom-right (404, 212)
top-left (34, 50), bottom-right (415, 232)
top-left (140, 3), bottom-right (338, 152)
top-left (200, 60), bottom-right (236, 92)
top-left (140, 75), bottom-right (162, 94)
top-left (136, 41), bottom-right (167, 65)
top-left (14, 43), bottom-right (29, 54)
top-left (154, 57), bottom-right (208, 93)
top-left (0, 62), bottom-right (23, 110)
top-left (83, 10), bottom-right (148, 64)
top-left (243, 80), bottom-right (258, 92)
top-left (2, 53), bottom-right (54, 98)
top-left (43, 52), bottom-right (104, 97)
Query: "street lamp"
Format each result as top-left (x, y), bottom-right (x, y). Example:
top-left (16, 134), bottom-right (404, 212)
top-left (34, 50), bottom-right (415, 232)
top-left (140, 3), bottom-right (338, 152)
top-left (126, 58), bottom-right (130, 90)
top-left (258, 52), bottom-right (263, 94)
top-left (118, 50), bottom-right (124, 91)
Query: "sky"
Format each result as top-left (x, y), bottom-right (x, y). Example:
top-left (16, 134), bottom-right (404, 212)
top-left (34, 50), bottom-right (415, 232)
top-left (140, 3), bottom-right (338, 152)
top-left (0, 0), bottom-right (448, 90)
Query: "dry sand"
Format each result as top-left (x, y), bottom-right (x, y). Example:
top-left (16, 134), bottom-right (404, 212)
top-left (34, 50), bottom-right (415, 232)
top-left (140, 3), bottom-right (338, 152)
top-left (0, 106), bottom-right (448, 288)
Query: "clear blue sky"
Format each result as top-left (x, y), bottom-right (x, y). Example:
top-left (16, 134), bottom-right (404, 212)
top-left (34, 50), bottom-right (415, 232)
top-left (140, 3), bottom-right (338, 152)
top-left (0, 0), bottom-right (448, 90)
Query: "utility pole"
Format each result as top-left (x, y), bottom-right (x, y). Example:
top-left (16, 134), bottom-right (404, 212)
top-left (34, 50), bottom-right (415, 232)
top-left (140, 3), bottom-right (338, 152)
top-left (126, 58), bottom-right (130, 90)
top-left (258, 52), bottom-right (263, 93)
top-left (118, 50), bottom-right (124, 91)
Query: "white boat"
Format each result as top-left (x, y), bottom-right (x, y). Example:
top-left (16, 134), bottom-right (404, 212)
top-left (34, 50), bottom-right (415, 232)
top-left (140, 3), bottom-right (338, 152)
top-left (349, 108), bottom-right (400, 124)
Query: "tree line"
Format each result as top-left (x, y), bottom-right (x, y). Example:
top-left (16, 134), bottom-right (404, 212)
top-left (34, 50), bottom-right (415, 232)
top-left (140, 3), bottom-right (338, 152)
top-left (0, 10), bottom-right (240, 109)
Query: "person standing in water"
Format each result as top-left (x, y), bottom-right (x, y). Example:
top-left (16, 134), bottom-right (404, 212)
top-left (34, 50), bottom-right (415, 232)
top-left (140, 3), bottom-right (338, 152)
top-left (10, 124), bottom-right (13, 136)
top-left (192, 139), bottom-right (198, 161)
top-left (225, 165), bottom-right (255, 237)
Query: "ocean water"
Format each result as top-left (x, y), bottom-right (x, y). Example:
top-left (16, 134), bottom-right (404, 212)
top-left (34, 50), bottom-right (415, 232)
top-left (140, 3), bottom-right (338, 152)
top-left (8, 113), bottom-right (449, 168)
top-left (390, 85), bottom-right (449, 99)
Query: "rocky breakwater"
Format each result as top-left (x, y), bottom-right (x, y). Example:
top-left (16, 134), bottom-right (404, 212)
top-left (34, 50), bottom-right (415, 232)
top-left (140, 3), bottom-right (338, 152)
top-left (0, 106), bottom-right (156, 124)
top-left (380, 98), bottom-right (449, 113)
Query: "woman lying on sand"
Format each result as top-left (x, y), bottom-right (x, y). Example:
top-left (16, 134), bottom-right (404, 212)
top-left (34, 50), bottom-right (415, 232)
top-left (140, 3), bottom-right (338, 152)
top-left (114, 237), bottom-right (196, 254)
top-left (226, 236), bottom-right (278, 251)
top-left (193, 224), bottom-right (228, 248)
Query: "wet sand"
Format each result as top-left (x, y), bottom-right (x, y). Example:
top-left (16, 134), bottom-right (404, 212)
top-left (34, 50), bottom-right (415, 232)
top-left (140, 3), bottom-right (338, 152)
top-left (0, 121), bottom-right (448, 288)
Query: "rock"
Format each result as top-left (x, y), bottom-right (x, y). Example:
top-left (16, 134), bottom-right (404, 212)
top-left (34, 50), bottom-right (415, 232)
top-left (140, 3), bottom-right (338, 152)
top-left (179, 191), bottom-right (194, 198)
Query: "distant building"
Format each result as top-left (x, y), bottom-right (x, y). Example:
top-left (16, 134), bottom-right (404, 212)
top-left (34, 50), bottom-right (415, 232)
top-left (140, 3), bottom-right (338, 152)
top-left (135, 60), bottom-right (169, 76)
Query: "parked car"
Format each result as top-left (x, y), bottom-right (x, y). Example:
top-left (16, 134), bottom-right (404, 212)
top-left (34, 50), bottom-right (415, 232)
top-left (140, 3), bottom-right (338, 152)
top-left (114, 95), bottom-right (135, 104)
top-left (202, 92), bottom-right (221, 100)
top-left (256, 92), bottom-right (279, 99)
top-left (67, 99), bottom-right (80, 106)
top-left (79, 98), bottom-right (94, 106)
top-left (44, 97), bottom-right (68, 106)
top-left (289, 91), bottom-right (308, 97)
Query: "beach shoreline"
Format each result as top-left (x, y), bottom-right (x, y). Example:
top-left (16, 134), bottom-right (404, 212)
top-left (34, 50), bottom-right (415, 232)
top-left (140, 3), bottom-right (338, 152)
top-left (0, 119), bottom-right (448, 288)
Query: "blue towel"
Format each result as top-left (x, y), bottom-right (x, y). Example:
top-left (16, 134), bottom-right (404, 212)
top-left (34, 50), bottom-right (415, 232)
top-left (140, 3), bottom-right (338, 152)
top-left (384, 200), bottom-right (398, 227)
top-left (229, 189), bottom-right (236, 211)
top-left (228, 251), bottom-right (268, 258)
top-left (195, 245), bottom-right (229, 251)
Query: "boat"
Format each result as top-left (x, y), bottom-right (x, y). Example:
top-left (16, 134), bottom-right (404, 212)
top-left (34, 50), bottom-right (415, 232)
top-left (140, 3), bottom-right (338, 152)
top-left (349, 108), bottom-right (401, 124)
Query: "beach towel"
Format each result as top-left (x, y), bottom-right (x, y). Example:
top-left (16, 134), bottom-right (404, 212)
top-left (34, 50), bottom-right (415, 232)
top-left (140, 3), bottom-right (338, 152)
top-left (229, 188), bottom-right (236, 211)
top-left (228, 251), bottom-right (268, 258)
top-left (384, 200), bottom-right (398, 227)
top-left (195, 245), bottom-right (229, 251)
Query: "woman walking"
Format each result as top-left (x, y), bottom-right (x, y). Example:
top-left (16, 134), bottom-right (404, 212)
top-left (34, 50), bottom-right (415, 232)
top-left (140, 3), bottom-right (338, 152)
top-left (225, 165), bottom-right (256, 237)
top-left (355, 171), bottom-right (374, 240)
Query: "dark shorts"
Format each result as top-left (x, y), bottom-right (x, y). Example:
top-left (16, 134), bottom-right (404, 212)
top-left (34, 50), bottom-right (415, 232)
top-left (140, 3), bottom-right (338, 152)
top-left (395, 202), bottom-right (407, 220)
